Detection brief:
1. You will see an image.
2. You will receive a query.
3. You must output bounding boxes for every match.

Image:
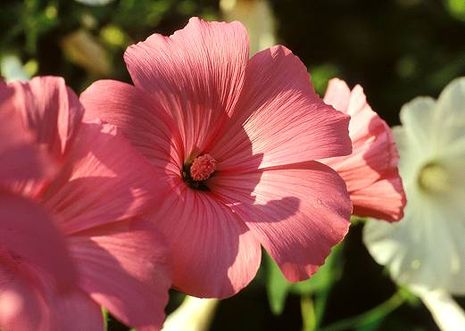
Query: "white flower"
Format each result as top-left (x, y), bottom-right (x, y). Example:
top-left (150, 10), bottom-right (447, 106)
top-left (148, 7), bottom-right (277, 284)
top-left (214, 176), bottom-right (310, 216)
top-left (162, 296), bottom-right (219, 331)
top-left (363, 77), bottom-right (465, 330)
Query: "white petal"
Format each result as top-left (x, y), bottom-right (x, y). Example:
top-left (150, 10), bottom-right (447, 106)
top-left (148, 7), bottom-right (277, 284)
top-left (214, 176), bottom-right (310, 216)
top-left (416, 288), bottom-right (465, 331)
top-left (437, 77), bottom-right (465, 119)
top-left (399, 97), bottom-right (438, 156)
top-left (162, 296), bottom-right (219, 331)
top-left (435, 77), bottom-right (465, 155)
top-left (391, 126), bottom-right (423, 184)
top-left (363, 188), bottom-right (465, 294)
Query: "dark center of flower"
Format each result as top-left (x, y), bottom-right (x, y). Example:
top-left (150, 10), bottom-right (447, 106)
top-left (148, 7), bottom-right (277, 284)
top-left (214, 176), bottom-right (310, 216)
top-left (182, 154), bottom-right (217, 191)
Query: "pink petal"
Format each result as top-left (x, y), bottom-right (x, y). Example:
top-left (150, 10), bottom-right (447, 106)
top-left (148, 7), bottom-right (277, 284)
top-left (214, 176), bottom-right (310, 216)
top-left (151, 181), bottom-right (261, 298)
top-left (0, 104), bottom-right (54, 183)
top-left (124, 17), bottom-right (249, 159)
top-left (7, 76), bottom-right (84, 161)
top-left (349, 170), bottom-right (405, 220)
top-left (45, 288), bottom-right (103, 331)
top-left (0, 235), bottom-right (97, 331)
top-left (321, 78), bottom-right (406, 221)
top-left (67, 220), bottom-right (171, 330)
top-left (321, 77), bottom-right (351, 112)
top-left (29, 264), bottom-right (104, 331)
top-left (42, 121), bottom-right (165, 234)
top-left (0, 192), bottom-right (76, 291)
top-left (210, 46), bottom-right (351, 172)
top-left (80, 79), bottom-right (183, 175)
top-left (1, 242), bottom-right (101, 331)
top-left (209, 162), bottom-right (351, 282)
top-left (0, 263), bottom-right (46, 331)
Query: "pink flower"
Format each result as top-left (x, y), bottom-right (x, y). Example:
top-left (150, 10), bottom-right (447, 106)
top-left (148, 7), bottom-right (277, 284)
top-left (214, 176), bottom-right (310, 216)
top-left (81, 17), bottom-right (353, 298)
top-left (320, 78), bottom-right (406, 221)
top-left (0, 76), bottom-right (171, 331)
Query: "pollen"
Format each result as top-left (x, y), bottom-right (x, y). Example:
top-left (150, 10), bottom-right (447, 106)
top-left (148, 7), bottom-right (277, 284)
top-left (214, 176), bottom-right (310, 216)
top-left (190, 154), bottom-right (217, 181)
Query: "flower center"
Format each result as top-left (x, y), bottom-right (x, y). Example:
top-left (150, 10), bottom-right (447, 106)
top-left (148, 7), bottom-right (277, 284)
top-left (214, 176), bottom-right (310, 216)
top-left (190, 154), bottom-right (217, 181)
top-left (418, 162), bottom-right (450, 194)
top-left (182, 154), bottom-right (217, 190)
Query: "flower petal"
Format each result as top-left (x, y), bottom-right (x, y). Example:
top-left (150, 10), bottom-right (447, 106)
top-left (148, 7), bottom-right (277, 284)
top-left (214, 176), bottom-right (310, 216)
top-left (209, 162), bottom-right (351, 281)
top-left (162, 296), bottom-right (219, 331)
top-left (398, 96), bottom-right (437, 156)
top-left (28, 268), bottom-right (104, 331)
top-left (80, 79), bottom-right (182, 175)
top-left (0, 232), bottom-right (99, 331)
top-left (0, 263), bottom-right (46, 331)
top-left (0, 192), bottom-right (76, 290)
top-left (67, 220), bottom-right (171, 330)
top-left (391, 126), bottom-right (426, 184)
top-left (348, 172), bottom-right (405, 221)
top-left (43, 121), bottom-right (165, 234)
top-left (210, 46), bottom-right (351, 172)
top-left (436, 77), bottom-right (465, 156)
top-left (321, 78), bottom-right (405, 221)
top-left (437, 77), bottom-right (465, 121)
top-left (364, 189), bottom-right (465, 294)
top-left (321, 77), bottom-right (351, 112)
top-left (150, 182), bottom-right (261, 298)
top-left (49, 290), bottom-right (103, 331)
top-left (7, 76), bottom-right (84, 161)
top-left (30, 265), bottom-right (104, 331)
top-left (0, 104), bottom-right (54, 183)
top-left (124, 17), bottom-right (249, 158)
top-left (416, 288), bottom-right (465, 331)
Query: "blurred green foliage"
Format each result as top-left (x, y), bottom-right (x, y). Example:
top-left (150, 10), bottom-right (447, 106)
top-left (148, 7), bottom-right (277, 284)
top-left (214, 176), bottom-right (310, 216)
top-left (1, 1), bottom-right (464, 330)
top-left (0, 0), bottom-right (218, 91)
top-left (271, 0), bottom-right (465, 125)
top-left (446, 0), bottom-right (465, 21)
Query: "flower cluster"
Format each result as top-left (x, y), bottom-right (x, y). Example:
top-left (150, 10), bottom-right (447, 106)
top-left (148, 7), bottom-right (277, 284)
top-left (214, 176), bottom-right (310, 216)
top-left (0, 17), bottom-right (407, 330)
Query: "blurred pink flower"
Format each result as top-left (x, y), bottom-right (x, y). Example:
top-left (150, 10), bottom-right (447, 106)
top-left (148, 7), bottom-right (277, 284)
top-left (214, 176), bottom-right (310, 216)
top-left (0, 99), bottom-right (76, 330)
top-left (81, 17), bottom-right (353, 298)
top-left (320, 78), bottom-right (406, 221)
top-left (0, 77), bottom-right (170, 331)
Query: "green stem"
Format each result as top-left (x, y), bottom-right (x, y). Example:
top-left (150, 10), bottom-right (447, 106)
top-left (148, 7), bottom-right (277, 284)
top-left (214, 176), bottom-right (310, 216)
top-left (314, 287), bottom-right (330, 329)
top-left (301, 294), bottom-right (316, 331)
top-left (319, 290), bottom-right (406, 331)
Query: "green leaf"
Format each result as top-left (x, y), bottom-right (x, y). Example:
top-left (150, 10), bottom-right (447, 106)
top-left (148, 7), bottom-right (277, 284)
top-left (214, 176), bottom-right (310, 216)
top-left (265, 253), bottom-right (291, 316)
